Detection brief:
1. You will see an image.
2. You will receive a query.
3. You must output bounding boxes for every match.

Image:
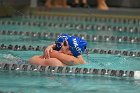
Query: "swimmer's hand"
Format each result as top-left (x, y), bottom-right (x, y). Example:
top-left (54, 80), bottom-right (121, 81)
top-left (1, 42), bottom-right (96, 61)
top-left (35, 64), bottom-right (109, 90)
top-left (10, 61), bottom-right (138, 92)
top-left (43, 44), bottom-right (55, 58)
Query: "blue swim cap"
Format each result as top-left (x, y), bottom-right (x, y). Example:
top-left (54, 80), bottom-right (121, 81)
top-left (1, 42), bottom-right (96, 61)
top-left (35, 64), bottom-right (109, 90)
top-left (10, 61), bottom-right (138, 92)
top-left (56, 34), bottom-right (69, 42)
top-left (55, 34), bottom-right (70, 50)
top-left (67, 36), bottom-right (87, 57)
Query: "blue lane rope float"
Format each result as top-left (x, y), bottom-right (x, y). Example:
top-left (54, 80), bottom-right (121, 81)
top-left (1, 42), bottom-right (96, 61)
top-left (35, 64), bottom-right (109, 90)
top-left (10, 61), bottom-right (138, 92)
top-left (0, 30), bottom-right (140, 43)
top-left (0, 62), bottom-right (140, 79)
top-left (0, 44), bottom-right (140, 57)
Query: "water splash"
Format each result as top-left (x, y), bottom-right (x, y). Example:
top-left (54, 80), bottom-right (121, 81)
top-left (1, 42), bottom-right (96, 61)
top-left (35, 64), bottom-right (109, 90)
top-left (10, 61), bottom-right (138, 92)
top-left (2, 54), bottom-right (27, 64)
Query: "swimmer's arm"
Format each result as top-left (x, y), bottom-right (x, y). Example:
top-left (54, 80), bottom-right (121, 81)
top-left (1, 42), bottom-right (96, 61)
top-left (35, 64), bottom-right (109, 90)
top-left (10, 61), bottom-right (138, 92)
top-left (50, 50), bottom-right (86, 65)
top-left (43, 43), bottom-right (56, 58)
top-left (44, 44), bottom-right (56, 51)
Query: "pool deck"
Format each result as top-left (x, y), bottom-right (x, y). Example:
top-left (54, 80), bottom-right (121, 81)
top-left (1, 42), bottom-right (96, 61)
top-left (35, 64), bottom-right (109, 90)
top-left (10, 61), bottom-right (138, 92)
top-left (29, 7), bottom-right (140, 19)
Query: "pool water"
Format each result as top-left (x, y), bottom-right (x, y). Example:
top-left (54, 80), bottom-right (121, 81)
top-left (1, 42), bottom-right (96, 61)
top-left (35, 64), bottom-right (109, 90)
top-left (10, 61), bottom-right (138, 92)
top-left (0, 71), bottom-right (140, 93)
top-left (0, 15), bottom-right (140, 93)
top-left (0, 35), bottom-right (140, 70)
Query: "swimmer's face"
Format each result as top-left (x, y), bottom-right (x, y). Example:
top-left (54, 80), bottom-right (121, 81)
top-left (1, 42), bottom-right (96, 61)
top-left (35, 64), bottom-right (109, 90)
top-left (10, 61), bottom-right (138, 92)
top-left (60, 41), bottom-right (73, 55)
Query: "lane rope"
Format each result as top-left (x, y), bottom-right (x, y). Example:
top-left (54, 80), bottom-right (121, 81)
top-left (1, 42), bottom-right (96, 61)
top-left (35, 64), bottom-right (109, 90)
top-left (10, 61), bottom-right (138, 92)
top-left (0, 44), bottom-right (140, 57)
top-left (0, 20), bottom-right (139, 34)
top-left (0, 62), bottom-right (139, 79)
top-left (0, 30), bottom-right (140, 43)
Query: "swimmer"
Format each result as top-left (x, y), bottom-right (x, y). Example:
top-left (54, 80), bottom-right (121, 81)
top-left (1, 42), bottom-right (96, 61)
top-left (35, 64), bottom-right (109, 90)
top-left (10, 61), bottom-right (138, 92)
top-left (29, 34), bottom-right (87, 66)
